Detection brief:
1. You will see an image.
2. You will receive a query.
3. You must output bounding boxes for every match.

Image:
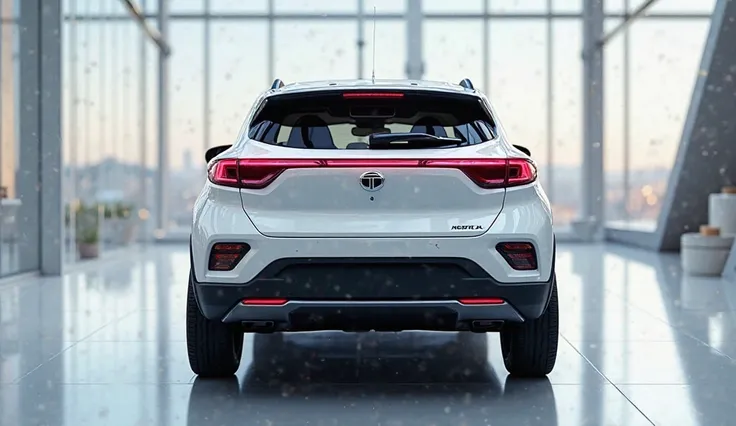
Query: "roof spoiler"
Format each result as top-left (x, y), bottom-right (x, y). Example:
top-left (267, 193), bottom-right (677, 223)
top-left (270, 79), bottom-right (285, 90)
top-left (459, 78), bottom-right (475, 90)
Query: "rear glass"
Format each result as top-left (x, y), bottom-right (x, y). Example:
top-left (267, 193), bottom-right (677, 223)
top-left (247, 91), bottom-right (497, 149)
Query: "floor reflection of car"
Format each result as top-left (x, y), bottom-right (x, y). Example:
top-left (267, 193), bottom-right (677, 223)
top-left (187, 77), bottom-right (559, 379)
top-left (186, 332), bottom-right (558, 426)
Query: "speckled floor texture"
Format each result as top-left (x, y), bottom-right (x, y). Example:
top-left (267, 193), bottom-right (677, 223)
top-left (2, 244), bottom-right (736, 426)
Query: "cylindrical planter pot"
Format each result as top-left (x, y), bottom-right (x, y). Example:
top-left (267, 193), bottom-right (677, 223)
top-left (709, 186), bottom-right (736, 236)
top-left (77, 243), bottom-right (100, 259)
top-left (681, 227), bottom-right (734, 276)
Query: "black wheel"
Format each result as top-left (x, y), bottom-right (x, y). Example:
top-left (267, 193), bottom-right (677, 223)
top-left (186, 272), bottom-right (244, 377)
top-left (500, 276), bottom-right (558, 377)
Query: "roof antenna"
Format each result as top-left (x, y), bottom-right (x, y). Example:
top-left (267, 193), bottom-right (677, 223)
top-left (371, 6), bottom-right (377, 84)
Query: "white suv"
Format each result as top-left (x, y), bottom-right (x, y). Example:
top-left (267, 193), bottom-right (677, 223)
top-left (187, 78), bottom-right (558, 378)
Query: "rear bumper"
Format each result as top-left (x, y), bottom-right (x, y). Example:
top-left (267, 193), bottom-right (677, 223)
top-left (191, 250), bottom-right (556, 329)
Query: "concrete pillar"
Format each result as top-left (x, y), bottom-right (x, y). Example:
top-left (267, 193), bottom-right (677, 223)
top-left (575, 0), bottom-right (605, 240)
top-left (405, 0), bottom-right (423, 80)
top-left (17, 0), bottom-right (62, 275)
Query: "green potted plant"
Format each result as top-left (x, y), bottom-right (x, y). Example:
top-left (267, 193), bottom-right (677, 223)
top-left (76, 203), bottom-right (101, 259)
top-left (77, 225), bottom-right (100, 259)
top-left (103, 204), bottom-right (115, 220)
top-left (115, 202), bottom-right (132, 219)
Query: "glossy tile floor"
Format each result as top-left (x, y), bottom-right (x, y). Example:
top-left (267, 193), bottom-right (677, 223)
top-left (2, 244), bottom-right (736, 425)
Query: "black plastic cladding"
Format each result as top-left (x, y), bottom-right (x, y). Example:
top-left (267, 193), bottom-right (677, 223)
top-left (270, 78), bottom-right (285, 90)
top-left (459, 78), bottom-right (475, 90)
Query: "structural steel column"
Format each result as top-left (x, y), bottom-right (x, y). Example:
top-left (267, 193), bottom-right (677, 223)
top-left (139, 0), bottom-right (148, 225)
top-left (579, 0), bottom-right (605, 239)
top-left (405, 0), bottom-right (423, 79)
top-left (482, 0), bottom-right (489, 91)
top-left (17, 0), bottom-right (41, 274)
top-left (545, 0), bottom-right (554, 208)
top-left (204, 0), bottom-right (210, 152)
top-left (155, 0), bottom-right (169, 233)
top-left (68, 0), bottom-right (78, 260)
top-left (623, 0), bottom-right (631, 224)
top-left (357, 0), bottom-right (365, 79)
top-left (267, 0), bottom-right (274, 80)
top-left (42, 0), bottom-right (62, 275)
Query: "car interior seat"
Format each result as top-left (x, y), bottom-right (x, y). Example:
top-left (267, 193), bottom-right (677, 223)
top-left (410, 117), bottom-right (447, 138)
top-left (286, 115), bottom-right (336, 149)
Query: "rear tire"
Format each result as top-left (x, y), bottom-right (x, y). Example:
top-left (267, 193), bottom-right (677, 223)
top-left (186, 273), bottom-right (244, 377)
top-left (500, 277), bottom-right (558, 377)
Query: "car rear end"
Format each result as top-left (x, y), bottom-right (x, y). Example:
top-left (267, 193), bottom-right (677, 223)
top-left (190, 83), bottom-right (555, 336)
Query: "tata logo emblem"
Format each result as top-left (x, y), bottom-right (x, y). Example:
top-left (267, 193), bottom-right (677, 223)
top-left (359, 171), bottom-right (385, 192)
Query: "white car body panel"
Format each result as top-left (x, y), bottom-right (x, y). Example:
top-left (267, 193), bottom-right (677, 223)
top-left (191, 79), bottom-right (555, 293)
top-left (191, 179), bottom-right (554, 285)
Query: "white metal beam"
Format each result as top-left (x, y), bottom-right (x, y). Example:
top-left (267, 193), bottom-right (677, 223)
top-left (119, 0), bottom-right (171, 55)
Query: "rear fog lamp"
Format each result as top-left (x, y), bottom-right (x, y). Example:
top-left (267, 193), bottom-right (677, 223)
top-left (208, 243), bottom-right (250, 271)
top-left (496, 242), bottom-right (538, 270)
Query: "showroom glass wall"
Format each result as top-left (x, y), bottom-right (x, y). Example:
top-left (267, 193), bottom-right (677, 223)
top-left (603, 0), bottom-right (714, 231)
top-left (61, 0), bottom-right (716, 254)
top-left (0, 0), bottom-right (26, 277)
top-left (62, 0), bottom-right (159, 264)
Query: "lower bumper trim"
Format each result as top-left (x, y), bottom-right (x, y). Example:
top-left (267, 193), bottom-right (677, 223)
top-left (222, 299), bottom-right (525, 332)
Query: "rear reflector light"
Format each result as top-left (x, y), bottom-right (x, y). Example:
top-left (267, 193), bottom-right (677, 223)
top-left (208, 158), bottom-right (537, 190)
top-left (208, 243), bottom-right (250, 271)
top-left (458, 298), bottom-right (505, 305)
top-left (342, 92), bottom-right (405, 99)
top-left (242, 298), bottom-right (288, 306)
top-left (496, 242), bottom-right (538, 270)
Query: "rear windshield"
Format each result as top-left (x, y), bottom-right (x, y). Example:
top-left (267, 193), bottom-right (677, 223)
top-left (247, 90), bottom-right (497, 149)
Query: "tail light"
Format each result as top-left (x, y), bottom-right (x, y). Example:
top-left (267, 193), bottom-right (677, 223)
top-left (208, 243), bottom-right (250, 271)
top-left (422, 158), bottom-right (536, 189)
top-left (496, 242), bottom-right (538, 270)
top-left (208, 158), bottom-right (537, 190)
top-left (506, 159), bottom-right (538, 187)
